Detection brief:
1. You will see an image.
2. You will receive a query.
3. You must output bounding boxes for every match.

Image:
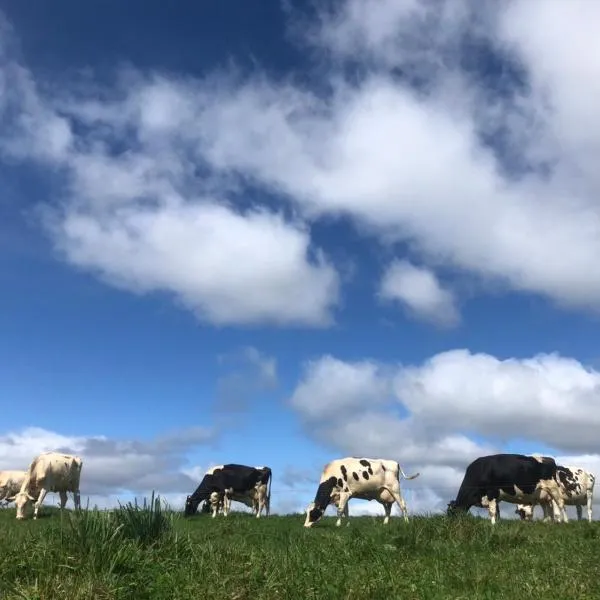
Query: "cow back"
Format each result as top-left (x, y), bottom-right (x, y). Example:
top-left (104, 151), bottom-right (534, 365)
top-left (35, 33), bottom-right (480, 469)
top-left (453, 454), bottom-right (559, 510)
top-left (26, 452), bottom-right (82, 493)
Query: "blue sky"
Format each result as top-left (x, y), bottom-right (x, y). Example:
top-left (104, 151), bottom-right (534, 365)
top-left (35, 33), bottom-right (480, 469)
top-left (2, 0), bottom-right (600, 518)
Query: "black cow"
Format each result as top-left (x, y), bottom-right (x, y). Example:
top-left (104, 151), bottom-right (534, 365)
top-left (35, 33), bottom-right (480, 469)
top-left (184, 464), bottom-right (272, 518)
top-left (447, 453), bottom-right (565, 524)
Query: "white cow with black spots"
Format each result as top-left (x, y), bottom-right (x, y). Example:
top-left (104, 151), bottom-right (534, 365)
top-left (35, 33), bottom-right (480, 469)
top-left (516, 466), bottom-right (595, 522)
top-left (304, 457), bottom-right (420, 527)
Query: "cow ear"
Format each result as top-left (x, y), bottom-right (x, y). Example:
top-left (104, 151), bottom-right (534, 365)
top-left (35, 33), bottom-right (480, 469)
top-left (5, 495), bottom-right (15, 502)
top-left (27, 494), bottom-right (35, 501)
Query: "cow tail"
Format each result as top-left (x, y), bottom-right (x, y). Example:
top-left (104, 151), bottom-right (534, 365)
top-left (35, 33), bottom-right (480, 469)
top-left (266, 468), bottom-right (272, 517)
top-left (399, 464), bottom-right (420, 481)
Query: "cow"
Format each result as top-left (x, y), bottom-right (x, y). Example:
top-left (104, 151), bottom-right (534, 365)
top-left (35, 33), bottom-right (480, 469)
top-left (8, 452), bottom-right (82, 520)
top-left (184, 464), bottom-right (272, 518)
top-left (515, 466), bottom-right (595, 523)
top-left (205, 465), bottom-right (272, 518)
top-left (303, 457), bottom-right (420, 528)
top-left (447, 453), bottom-right (565, 525)
top-left (0, 470), bottom-right (27, 506)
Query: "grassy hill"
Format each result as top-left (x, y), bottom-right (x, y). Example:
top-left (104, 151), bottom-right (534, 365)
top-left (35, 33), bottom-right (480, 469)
top-left (1, 499), bottom-right (599, 599)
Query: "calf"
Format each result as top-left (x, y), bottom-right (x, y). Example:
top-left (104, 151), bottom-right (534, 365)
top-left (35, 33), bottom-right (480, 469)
top-left (447, 453), bottom-right (564, 525)
top-left (9, 452), bottom-right (82, 520)
top-left (516, 466), bottom-right (595, 523)
top-left (303, 457), bottom-right (420, 528)
top-left (185, 464), bottom-right (272, 517)
top-left (0, 470), bottom-right (27, 506)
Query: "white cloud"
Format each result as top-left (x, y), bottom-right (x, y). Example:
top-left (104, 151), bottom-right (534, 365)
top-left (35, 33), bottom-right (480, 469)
top-left (395, 349), bottom-right (600, 452)
top-left (46, 202), bottom-right (338, 327)
top-left (379, 260), bottom-right (459, 327)
top-left (289, 349), bottom-right (600, 516)
top-left (289, 355), bottom-right (393, 419)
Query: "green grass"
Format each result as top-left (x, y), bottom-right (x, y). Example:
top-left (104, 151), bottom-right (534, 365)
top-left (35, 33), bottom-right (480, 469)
top-left (1, 497), bottom-right (600, 599)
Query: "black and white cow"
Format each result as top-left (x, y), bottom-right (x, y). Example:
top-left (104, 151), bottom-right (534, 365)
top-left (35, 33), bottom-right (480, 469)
top-left (304, 457), bottom-right (420, 528)
top-left (515, 465), bottom-right (596, 523)
top-left (447, 453), bottom-right (565, 524)
top-left (184, 464), bottom-right (272, 518)
top-left (206, 465), bottom-right (272, 518)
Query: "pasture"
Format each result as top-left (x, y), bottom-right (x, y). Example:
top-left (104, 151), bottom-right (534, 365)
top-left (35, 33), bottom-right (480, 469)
top-left (1, 498), bottom-right (600, 600)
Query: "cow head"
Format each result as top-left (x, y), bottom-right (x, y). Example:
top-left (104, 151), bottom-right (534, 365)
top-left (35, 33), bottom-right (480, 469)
top-left (184, 495), bottom-right (199, 517)
top-left (515, 504), bottom-right (533, 521)
top-left (304, 502), bottom-right (326, 527)
top-left (13, 491), bottom-right (35, 520)
top-left (209, 491), bottom-right (225, 516)
top-left (304, 476), bottom-right (337, 527)
top-left (446, 500), bottom-right (463, 516)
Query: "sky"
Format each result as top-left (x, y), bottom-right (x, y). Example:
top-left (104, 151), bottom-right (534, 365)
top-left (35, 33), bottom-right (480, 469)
top-left (2, 0), bottom-right (600, 520)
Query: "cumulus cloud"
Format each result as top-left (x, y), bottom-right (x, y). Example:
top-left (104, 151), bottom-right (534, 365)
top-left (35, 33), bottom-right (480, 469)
top-left (379, 260), bottom-right (459, 327)
top-left (288, 349), bottom-right (600, 516)
top-left (394, 349), bottom-right (600, 452)
top-left (289, 355), bottom-right (393, 419)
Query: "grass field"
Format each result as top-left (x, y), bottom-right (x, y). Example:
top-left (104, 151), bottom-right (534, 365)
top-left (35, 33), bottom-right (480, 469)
top-left (1, 497), bottom-right (600, 600)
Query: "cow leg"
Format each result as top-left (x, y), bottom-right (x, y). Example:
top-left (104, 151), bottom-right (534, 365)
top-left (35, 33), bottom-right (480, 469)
top-left (336, 493), bottom-right (351, 527)
top-left (33, 488), bottom-right (48, 520)
top-left (209, 493), bottom-right (220, 518)
top-left (539, 502), bottom-right (551, 522)
top-left (388, 489), bottom-right (409, 523)
top-left (382, 502), bottom-right (393, 525)
top-left (487, 498), bottom-right (498, 525)
top-left (550, 495), bottom-right (567, 523)
top-left (59, 490), bottom-right (68, 510)
top-left (255, 487), bottom-right (265, 519)
top-left (340, 499), bottom-right (350, 527)
top-left (222, 490), bottom-right (233, 517)
top-left (587, 491), bottom-right (593, 522)
top-left (73, 488), bottom-right (81, 511)
top-left (576, 504), bottom-right (582, 521)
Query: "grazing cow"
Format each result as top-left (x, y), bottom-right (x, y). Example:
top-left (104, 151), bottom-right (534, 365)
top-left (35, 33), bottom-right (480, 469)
top-left (447, 453), bottom-right (564, 525)
top-left (0, 470), bottom-right (27, 506)
top-left (9, 452), bottom-right (82, 520)
top-left (515, 466), bottom-right (595, 523)
top-left (303, 457), bottom-right (420, 528)
top-left (184, 464), bottom-right (272, 518)
top-left (205, 465), bottom-right (272, 517)
top-left (222, 464), bottom-right (271, 517)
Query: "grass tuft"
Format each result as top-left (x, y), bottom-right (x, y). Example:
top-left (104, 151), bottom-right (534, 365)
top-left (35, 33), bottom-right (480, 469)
top-left (115, 491), bottom-right (173, 548)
